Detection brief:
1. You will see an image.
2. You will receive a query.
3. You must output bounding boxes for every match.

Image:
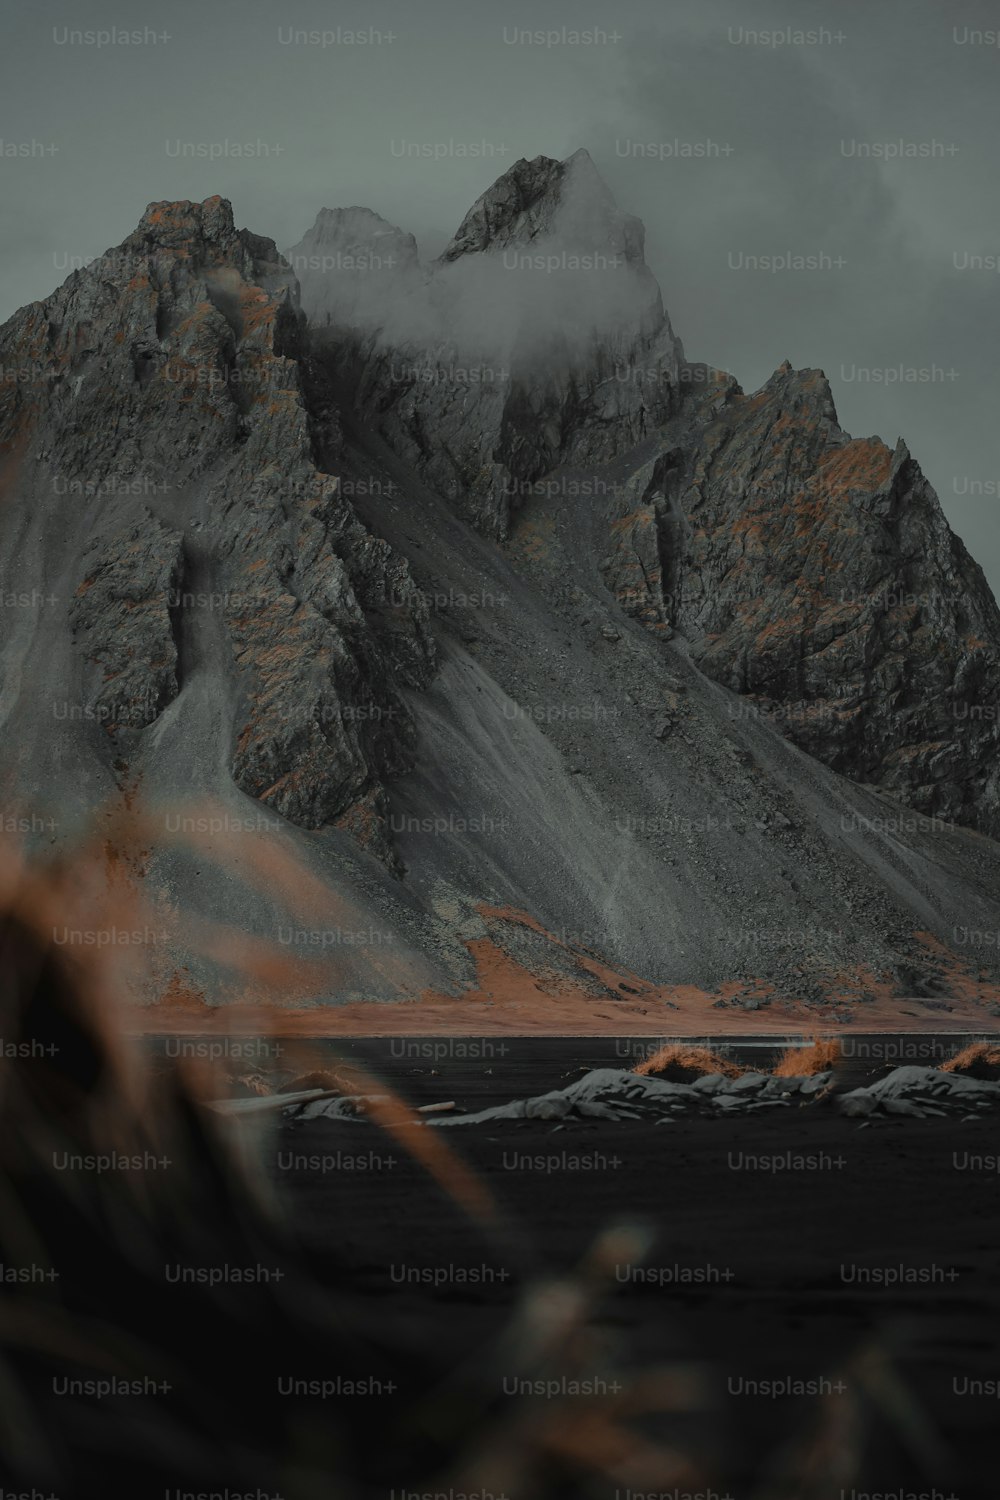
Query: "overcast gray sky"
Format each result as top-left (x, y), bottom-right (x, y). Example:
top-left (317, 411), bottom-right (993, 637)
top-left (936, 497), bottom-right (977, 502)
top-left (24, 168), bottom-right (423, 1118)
top-left (2, 0), bottom-right (998, 592)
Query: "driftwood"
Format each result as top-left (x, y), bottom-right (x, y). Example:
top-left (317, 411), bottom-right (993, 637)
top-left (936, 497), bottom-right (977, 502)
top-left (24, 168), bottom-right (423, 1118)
top-left (208, 1091), bottom-right (459, 1119)
top-left (207, 1087), bottom-right (342, 1115)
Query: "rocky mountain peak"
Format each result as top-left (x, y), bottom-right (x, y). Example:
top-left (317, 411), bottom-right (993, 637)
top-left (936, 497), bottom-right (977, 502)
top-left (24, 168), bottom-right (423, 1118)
top-left (130, 194), bottom-right (239, 252)
top-left (308, 203), bottom-right (416, 247)
top-left (285, 205), bottom-right (420, 328)
top-left (437, 148), bottom-right (645, 268)
top-left (760, 360), bottom-right (841, 427)
top-left (121, 196), bottom-right (296, 299)
top-left (305, 150), bottom-right (682, 536)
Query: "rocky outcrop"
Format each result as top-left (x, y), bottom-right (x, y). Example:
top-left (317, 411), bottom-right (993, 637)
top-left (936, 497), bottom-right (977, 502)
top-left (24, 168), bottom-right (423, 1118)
top-left (602, 447), bottom-right (689, 637)
top-left (838, 1064), bottom-right (1000, 1118)
top-left (0, 197), bottom-right (301, 484)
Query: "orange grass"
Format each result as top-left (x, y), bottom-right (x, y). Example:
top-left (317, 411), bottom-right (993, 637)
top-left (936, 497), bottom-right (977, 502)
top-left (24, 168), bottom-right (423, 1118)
top-left (634, 1044), bottom-right (744, 1082)
top-left (941, 1041), bottom-right (1000, 1079)
top-left (772, 1037), bottom-right (841, 1076)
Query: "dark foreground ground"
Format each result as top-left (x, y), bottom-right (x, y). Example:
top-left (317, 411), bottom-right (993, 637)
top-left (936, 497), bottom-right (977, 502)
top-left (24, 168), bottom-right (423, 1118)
top-left (247, 1037), bottom-right (1000, 1498)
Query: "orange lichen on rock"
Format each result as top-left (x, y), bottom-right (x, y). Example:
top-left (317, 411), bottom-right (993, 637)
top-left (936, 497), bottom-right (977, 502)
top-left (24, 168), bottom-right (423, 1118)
top-left (815, 436), bottom-right (893, 498)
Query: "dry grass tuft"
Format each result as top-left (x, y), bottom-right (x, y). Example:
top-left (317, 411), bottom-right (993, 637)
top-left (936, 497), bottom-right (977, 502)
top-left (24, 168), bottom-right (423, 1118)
top-left (634, 1044), bottom-right (744, 1082)
top-left (230, 1072), bottom-right (272, 1097)
top-left (279, 1068), bottom-right (347, 1094)
top-left (773, 1037), bottom-right (841, 1076)
top-left (941, 1041), bottom-right (1000, 1079)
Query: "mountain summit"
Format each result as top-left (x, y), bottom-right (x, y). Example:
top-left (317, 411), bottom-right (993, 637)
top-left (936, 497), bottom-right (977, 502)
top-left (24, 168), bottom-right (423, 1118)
top-left (437, 148), bottom-right (649, 264)
top-left (1, 157), bottom-right (998, 1026)
top-left (286, 205), bottom-right (421, 330)
top-left (298, 151), bottom-right (683, 537)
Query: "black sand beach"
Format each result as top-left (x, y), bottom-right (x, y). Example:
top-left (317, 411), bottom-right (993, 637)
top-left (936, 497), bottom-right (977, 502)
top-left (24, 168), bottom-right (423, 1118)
top-left (229, 1035), bottom-right (1000, 1497)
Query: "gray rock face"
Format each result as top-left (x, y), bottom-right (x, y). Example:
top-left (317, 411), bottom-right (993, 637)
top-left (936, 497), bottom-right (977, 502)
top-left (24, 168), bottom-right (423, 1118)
top-left (69, 513), bottom-right (185, 734)
top-left (602, 446), bottom-right (688, 639)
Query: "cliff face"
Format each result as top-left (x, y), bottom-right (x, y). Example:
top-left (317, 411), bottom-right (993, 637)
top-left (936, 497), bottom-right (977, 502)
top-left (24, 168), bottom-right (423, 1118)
top-left (1, 160), bottom-right (999, 1021)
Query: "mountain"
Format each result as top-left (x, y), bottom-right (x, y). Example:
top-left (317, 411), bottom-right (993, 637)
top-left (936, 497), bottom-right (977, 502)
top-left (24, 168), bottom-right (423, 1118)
top-left (1, 155), bottom-right (998, 1030)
